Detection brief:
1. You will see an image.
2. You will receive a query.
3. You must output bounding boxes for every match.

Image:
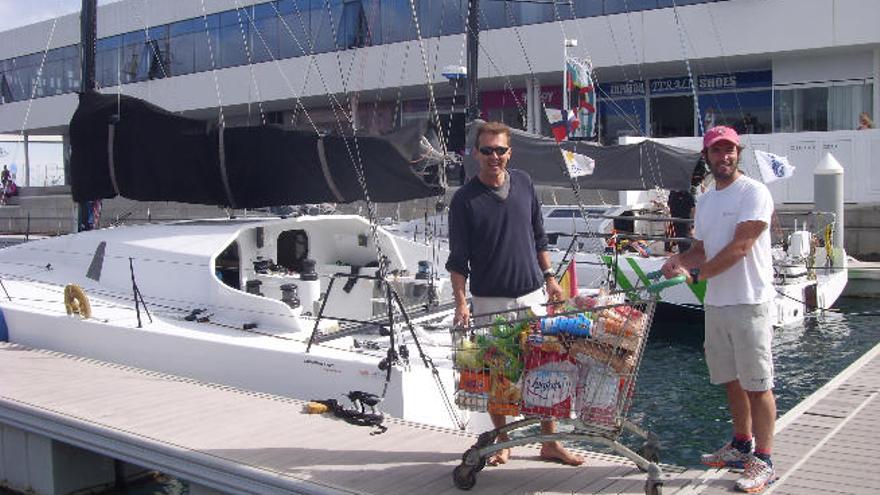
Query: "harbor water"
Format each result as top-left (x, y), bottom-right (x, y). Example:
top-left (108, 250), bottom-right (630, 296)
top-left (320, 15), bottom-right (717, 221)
top-left (624, 296), bottom-right (880, 468)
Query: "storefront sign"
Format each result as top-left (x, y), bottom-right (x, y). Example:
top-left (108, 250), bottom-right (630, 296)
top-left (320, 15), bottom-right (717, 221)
top-left (597, 80), bottom-right (646, 98)
top-left (650, 70), bottom-right (772, 95)
top-left (480, 86), bottom-right (562, 110)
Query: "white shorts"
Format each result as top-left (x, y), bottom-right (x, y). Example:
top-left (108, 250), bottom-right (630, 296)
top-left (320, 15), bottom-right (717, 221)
top-left (471, 288), bottom-right (546, 328)
top-left (704, 302), bottom-right (775, 392)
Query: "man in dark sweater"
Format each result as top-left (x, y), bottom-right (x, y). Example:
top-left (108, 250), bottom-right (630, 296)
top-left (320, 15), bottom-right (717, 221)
top-left (446, 121), bottom-right (584, 467)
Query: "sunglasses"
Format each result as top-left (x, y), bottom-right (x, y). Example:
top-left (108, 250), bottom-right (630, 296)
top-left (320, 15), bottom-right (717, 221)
top-left (478, 146), bottom-right (510, 156)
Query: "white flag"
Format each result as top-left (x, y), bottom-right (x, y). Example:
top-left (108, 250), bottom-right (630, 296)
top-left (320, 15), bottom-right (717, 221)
top-left (562, 150), bottom-right (595, 177)
top-left (755, 149), bottom-right (795, 183)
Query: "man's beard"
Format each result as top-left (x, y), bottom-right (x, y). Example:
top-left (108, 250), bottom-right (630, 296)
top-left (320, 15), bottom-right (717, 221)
top-left (710, 160), bottom-right (738, 181)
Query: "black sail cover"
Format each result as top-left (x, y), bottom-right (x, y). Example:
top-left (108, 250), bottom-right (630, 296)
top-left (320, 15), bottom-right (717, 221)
top-left (70, 92), bottom-right (445, 206)
top-left (464, 121), bottom-right (701, 191)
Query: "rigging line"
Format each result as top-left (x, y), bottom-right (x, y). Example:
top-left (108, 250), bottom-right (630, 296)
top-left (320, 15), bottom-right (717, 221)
top-left (671, 0), bottom-right (703, 137)
top-left (13, 16), bottom-right (59, 165)
top-left (233, 3), bottom-right (266, 126)
top-left (235, 2), bottom-right (379, 266)
top-left (456, 3), bottom-right (528, 124)
top-left (421, 0), bottom-right (458, 175)
top-left (561, 1), bottom-right (645, 142)
top-left (198, 0), bottom-right (226, 129)
top-left (502, 3), bottom-right (603, 253)
top-left (407, 0), bottom-right (451, 163)
top-left (704, 1), bottom-right (763, 179)
top-left (315, 1), bottom-right (386, 269)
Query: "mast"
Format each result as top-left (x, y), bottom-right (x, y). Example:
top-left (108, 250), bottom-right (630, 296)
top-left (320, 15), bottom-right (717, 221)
top-left (80, 0), bottom-right (97, 94)
top-left (77, 0), bottom-right (98, 232)
top-left (465, 0), bottom-right (479, 121)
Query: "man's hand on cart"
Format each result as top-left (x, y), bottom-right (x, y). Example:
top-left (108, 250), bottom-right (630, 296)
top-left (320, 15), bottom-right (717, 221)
top-left (545, 276), bottom-right (564, 308)
top-left (661, 256), bottom-right (690, 281)
top-left (454, 301), bottom-right (471, 328)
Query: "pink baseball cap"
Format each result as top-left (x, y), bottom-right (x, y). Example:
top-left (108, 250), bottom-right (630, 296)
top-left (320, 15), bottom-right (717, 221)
top-left (703, 126), bottom-right (740, 148)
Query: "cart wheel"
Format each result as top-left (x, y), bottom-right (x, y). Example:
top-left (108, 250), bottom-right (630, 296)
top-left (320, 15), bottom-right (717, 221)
top-left (637, 443), bottom-right (661, 464)
top-left (460, 447), bottom-right (487, 471)
top-left (453, 464), bottom-right (477, 490)
top-left (644, 480), bottom-right (663, 495)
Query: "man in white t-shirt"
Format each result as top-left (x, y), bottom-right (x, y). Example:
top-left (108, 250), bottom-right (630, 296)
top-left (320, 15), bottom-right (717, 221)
top-left (661, 126), bottom-right (777, 493)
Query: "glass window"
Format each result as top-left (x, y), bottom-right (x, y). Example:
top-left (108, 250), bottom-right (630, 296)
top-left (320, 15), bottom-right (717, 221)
top-left (120, 30), bottom-right (146, 83)
top-left (249, 3), bottom-right (280, 63)
top-left (277, 0), bottom-right (311, 58)
top-left (219, 10), bottom-right (250, 67)
top-left (604, 0), bottom-right (659, 15)
top-left (62, 45), bottom-right (81, 93)
top-left (417, 0), bottom-right (464, 38)
top-left (337, 0), bottom-right (367, 49)
top-left (96, 35), bottom-right (122, 88)
top-left (312, 0), bottom-right (342, 54)
top-left (194, 14), bottom-right (221, 73)
top-left (169, 19), bottom-right (198, 76)
top-left (573, 2), bottom-right (604, 18)
top-left (598, 97), bottom-right (646, 144)
top-left (379, 0), bottom-right (413, 44)
top-left (26, 141), bottom-right (65, 186)
top-left (774, 83), bottom-right (873, 132)
top-left (699, 90), bottom-right (771, 135)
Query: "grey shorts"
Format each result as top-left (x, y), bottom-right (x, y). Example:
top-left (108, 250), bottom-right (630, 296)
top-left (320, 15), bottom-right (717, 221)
top-left (471, 288), bottom-right (546, 328)
top-left (704, 302), bottom-right (775, 392)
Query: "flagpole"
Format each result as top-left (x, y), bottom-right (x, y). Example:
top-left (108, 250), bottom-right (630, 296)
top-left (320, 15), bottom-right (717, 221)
top-left (562, 41), bottom-right (569, 114)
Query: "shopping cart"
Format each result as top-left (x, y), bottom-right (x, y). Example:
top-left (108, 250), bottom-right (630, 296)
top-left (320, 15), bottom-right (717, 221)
top-left (451, 271), bottom-right (685, 495)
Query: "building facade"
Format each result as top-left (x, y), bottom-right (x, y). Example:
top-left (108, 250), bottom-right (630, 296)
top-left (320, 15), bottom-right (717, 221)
top-left (0, 0), bottom-right (878, 184)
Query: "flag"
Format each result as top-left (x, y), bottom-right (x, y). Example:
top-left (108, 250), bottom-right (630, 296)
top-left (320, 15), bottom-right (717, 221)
top-left (562, 149), bottom-right (595, 177)
top-left (545, 108), bottom-right (579, 143)
top-left (565, 56), bottom-right (596, 139)
top-left (754, 149), bottom-right (795, 183)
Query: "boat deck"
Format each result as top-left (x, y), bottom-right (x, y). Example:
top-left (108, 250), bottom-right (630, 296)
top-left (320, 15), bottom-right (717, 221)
top-left (0, 341), bottom-right (877, 494)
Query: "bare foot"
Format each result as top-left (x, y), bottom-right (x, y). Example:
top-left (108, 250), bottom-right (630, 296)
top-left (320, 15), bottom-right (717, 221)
top-left (487, 447), bottom-right (510, 466)
top-left (540, 442), bottom-right (585, 466)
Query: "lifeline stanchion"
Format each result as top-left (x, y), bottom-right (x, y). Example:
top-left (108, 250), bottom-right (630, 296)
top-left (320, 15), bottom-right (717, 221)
top-left (128, 257), bottom-right (152, 328)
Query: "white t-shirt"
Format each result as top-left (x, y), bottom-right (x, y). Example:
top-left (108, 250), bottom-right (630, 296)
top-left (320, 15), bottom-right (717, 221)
top-left (694, 174), bottom-right (774, 306)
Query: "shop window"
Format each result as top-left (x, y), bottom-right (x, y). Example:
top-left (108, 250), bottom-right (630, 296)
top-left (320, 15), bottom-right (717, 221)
top-left (651, 95), bottom-right (693, 138)
top-left (774, 83), bottom-right (872, 132)
top-left (699, 90), bottom-right (771, 135)
top-left (598, 97), bottom-right (646, 144)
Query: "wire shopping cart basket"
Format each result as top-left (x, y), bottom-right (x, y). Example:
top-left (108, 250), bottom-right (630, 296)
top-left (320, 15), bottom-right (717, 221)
top-left (451, 271), bottom-right (685, 495)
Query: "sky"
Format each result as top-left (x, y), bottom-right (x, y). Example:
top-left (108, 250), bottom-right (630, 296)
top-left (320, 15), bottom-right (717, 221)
top-left (0, 0), bottom-right (122, 34)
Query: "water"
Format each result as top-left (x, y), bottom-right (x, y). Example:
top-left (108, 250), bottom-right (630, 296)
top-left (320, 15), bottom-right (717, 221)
top-left (620, 297), bottom-right (880, 468)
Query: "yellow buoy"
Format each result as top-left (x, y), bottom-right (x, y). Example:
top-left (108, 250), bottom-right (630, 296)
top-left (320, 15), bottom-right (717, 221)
top-left (64, 284), bottom-right (92, 319)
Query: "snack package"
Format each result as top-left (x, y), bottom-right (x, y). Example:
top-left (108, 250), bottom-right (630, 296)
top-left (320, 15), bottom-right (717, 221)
top-left (456, 370), bottom-right (490, 411)
top-left (520, 336), bottom-right (578, 418)
top-left (574, 353), bottom-right (621, 427)
top-left (488, 372), bottom-right (521, 416)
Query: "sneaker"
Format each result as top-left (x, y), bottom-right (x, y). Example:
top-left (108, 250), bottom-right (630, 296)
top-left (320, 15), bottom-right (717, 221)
top-left (700, 442), bottom-right (752, 469)
top-left (735, 456), bottom-right (776, 493)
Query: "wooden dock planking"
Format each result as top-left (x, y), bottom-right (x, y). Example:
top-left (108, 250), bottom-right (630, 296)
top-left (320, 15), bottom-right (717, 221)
top-left (2, 341), bottom-right (879, 494)
top-left (764, 343), bottom-right (880, 494)
top-left (4, 343), bottom-right (705, 494)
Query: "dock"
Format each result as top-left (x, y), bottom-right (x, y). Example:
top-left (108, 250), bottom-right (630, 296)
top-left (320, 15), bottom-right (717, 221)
top-left (0, 341), bottom-right (877, 494)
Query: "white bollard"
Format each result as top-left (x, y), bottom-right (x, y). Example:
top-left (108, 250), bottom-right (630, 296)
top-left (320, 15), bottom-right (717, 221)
top-left (814, 152), bottom-right (844, 266)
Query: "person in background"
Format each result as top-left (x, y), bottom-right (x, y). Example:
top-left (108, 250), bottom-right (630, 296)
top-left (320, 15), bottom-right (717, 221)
top-left (446, 121), bottom-right (584, 467)
top-left (857, 112), bottom-right (874, 130)
top-left (666, 159), bottom-right (708, 253)
top-left (662, 126), bottom-right (777, 493)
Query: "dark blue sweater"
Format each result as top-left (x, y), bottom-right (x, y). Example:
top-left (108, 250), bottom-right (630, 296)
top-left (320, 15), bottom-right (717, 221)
top-left (445, 169), bottom-right (548, 298)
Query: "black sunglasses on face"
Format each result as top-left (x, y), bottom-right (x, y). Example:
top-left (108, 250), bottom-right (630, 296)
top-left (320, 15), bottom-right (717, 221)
top-left (478, 146), bottom-right (510, 156)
